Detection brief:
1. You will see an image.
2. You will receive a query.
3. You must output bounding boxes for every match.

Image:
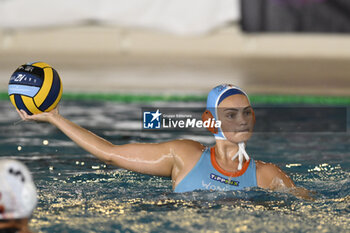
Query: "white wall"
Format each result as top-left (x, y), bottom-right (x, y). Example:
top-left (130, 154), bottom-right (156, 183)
top-left (0, 0), bottom-right (240, 35)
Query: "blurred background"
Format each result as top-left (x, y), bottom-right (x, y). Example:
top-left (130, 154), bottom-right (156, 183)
top-left (0, 0), bottom-right (350, 96)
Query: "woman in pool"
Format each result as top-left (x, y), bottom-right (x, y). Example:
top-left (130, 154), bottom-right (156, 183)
top-left (17, 84), bottom-right (310, 197)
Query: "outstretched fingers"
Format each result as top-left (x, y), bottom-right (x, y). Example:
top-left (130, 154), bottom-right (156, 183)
top-left (20, 109), bottom-right (38, 121)
top-left (16, 109), bottom-right (28, 121)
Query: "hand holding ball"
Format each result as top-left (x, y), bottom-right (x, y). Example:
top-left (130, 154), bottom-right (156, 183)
top-left (8, 62), bottom-right (62, 115)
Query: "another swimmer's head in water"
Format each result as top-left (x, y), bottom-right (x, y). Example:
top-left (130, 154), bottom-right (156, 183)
top-left (203, 84), bottom-right (255, 143)
top-left (0, 159), bottom-right (37, 233)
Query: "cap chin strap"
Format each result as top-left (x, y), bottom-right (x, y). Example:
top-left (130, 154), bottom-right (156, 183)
top-left (231, 142), bottom-right (250, 170)
top-left (215, 131), bottom-right (250, 170)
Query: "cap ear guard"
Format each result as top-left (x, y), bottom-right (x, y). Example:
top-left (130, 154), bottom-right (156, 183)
top-left (252, 109), bottom-right (256, 125)
top-left (202, 110), bottom-right (218, 134)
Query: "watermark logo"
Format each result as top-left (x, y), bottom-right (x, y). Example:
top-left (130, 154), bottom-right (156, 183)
top-left (143, 109), bottom-right (162, 129)
top-left (141, 107), bottom-right (347, 132)
top-left (142, 108), bottom-right (221, 131)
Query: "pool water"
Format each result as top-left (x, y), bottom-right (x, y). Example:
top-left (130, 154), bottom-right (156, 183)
top-left (0, 100), bottom-right (349, 233)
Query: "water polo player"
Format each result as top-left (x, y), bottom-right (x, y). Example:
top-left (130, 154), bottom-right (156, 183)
top-left (0, 159), bottom-right (37, 233)
top-left (17, 84), bottom-right (310, 198)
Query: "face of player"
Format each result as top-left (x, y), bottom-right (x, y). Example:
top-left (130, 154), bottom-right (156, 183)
top-left (217, 94), bottom-right (255, 143)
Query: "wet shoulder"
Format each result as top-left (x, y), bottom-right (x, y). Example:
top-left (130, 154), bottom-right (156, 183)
top-left (255, 160), bottom-right (282, 189)
top-left (255, 160), bottom-right (295, 189)
top-left (169, 139), bottom-right (206, 159)
top-left (169, 139), bottom-right (207, 187)
top-left (168, 139), bottom-right (206, 172)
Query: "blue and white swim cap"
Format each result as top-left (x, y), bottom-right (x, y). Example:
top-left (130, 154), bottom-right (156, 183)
top-left (206, 84), bottom-right (252, 170)
top-left (206, 84), bottom-right (250, 140)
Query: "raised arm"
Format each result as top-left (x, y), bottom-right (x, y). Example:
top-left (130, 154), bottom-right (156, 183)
top-left (17, 108), bottom-right (201, 178)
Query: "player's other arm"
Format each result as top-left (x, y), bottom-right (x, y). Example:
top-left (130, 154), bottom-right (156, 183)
top-left (256, 161), bottom-right (313, 200)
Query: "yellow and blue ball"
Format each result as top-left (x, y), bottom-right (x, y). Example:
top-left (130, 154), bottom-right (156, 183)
top-left (8, 62), bottom-right (62, 115)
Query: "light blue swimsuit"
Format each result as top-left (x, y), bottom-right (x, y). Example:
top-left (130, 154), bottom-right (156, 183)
top-left (174, 147), bottom-right (257, 193)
